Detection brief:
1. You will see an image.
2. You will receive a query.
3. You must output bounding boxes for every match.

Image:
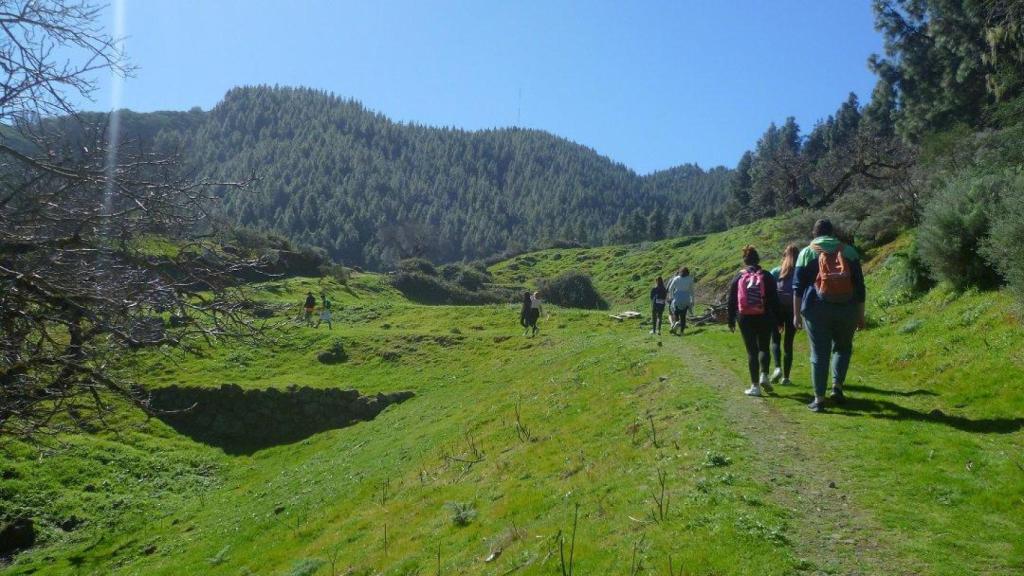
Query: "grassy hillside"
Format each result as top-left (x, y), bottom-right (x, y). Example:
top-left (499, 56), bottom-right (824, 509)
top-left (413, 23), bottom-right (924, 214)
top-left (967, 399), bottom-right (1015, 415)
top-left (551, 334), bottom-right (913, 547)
top-left (2, 221), bottom-right (1021, 575)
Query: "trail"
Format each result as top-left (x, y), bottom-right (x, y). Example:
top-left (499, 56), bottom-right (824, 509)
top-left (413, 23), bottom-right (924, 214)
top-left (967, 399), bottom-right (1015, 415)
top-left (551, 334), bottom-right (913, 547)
top-left (674, 339), bottom-right (914, 576)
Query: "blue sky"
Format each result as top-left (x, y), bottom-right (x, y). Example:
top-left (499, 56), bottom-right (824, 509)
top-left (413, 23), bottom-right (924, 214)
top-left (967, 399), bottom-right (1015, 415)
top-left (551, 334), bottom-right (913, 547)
top-left (88, 0), bottom-right (884, 173)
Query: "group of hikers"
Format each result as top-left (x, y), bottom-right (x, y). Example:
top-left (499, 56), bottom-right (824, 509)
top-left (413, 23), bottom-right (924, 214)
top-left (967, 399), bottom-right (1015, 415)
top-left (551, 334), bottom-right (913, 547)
top-left (518, 291), bottom-right (545, 336)
top-left (649, 266), bottom-right (695, 336)
top-left (302, 291), bottom-right (334, 329)
top-left (649, 218), bottom-right (865, 413)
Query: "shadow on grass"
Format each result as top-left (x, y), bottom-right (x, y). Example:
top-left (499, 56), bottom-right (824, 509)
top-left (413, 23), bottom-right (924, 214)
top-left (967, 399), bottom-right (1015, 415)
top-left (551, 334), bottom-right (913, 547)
top-left (148, 384), bottom-right (413, 455)
top-left (844, 384), bottom-right (938, 397)
top-left (777, 390), bottom-right (1023, 434)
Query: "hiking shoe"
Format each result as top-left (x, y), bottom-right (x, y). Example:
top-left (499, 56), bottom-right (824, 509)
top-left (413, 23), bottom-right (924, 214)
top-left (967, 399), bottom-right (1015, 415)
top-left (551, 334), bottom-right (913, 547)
top-left (830, 387), bottom-right (846, 404)
top-left (770, 368), bottom-right (783, 384)
top-left (744, 385), bottom-right (762, 397)
top-left (807, 400), bottom-right (826, 413)
top-left (758, 373), bottom-right (774, 393)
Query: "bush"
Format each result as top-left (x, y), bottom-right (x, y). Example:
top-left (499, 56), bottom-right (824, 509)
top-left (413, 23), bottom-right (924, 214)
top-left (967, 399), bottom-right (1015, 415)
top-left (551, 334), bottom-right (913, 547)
top-left (317, 340), bottom-right (347, 364)
top-left (391, 271), bottom-right (505, 305)
top-left (318, 263), bottom-right (349, 285)
top-left (537, 271), bottom-right (608, 310)
top-left (440, 263), bottom-right (492, 292)
top-left (981, 171), bottom-right (1024, 307)
top-left (397, 258), bottom-right (436, 276)
top-left (445, 501), bottom-right (477, 526)
top-left (916, 174), bottom-right (1003, 290)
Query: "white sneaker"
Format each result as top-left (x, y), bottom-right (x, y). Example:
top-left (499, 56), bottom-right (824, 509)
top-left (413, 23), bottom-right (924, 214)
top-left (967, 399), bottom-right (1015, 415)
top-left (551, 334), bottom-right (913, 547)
top-left (770, 367), bottom-right (783, 383)
top-left (744, 385), bottom-right (762, 397)
top-left (649, 329), bottom-right (656, 335)
top-left (759, 373), bottom-right (774, 393)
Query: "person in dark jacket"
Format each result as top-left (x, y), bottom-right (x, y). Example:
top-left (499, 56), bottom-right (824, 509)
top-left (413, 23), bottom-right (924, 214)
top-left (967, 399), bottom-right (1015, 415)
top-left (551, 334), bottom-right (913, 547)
top-left (769, 243), bottom-right (800, 385)
top-left (728, 245), bottom-right (783, 397)
top-left (303, 292), bottom-right (316, 327)
top-left (519, 292), bottom-right (532, 336)
top-left (793, 219), bottom-right (867, 412)
top-left (650, 276), bottom-right (668, 335)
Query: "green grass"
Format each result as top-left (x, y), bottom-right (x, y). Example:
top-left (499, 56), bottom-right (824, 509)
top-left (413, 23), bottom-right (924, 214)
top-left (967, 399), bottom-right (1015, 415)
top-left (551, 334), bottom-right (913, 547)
top-left (2, 220), bottom-right (1022, 575)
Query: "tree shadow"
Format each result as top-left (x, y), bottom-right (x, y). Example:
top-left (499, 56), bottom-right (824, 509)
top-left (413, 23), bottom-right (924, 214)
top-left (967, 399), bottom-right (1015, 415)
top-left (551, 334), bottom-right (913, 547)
top-left (778, 391), bottom-right (1023, 434)
top-left (147, 384), bottom-right (413, 455)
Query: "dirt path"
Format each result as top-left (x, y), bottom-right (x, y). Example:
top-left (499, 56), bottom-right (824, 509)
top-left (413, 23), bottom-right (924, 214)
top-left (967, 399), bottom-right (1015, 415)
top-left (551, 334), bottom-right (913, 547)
top-left (676, 341), bottom-right (913, 576)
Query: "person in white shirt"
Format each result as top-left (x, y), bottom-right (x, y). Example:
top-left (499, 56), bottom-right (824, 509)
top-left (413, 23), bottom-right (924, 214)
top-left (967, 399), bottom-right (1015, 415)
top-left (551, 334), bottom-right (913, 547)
top-left (666, 267), bottom-right (694, 335)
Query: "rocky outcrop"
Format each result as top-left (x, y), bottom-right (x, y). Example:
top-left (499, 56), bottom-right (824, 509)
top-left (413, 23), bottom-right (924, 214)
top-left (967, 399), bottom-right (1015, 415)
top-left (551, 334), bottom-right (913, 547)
top-left (147, 384), bottom-right (413, 454)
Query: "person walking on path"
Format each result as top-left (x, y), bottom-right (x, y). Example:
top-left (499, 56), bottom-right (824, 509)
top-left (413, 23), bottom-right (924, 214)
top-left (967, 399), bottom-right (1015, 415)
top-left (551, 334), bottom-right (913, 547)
top-left (317, 293), bottom-right (333, 330)
top-left (526, 291), bottom-right (543, 337)
top-left (793, 219), bottom-right (867, 413)
top-left (519, 292), bottom-right (532, 336)
top-left (650, 277), bottom-right (668, 335)
top-left (303, 292), bottom-right (317, 327)
top-left (728, 245), bottom-right (782, 397)
top-left (769, 244), bottom-right (799, 385)
top-left (667, 267), bottom-right (694, 335)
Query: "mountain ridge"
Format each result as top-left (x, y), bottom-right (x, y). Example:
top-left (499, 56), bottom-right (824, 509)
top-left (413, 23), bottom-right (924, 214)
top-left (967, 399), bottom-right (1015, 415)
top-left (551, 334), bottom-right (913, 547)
top-left (79, 85), bottom-right (732, 268)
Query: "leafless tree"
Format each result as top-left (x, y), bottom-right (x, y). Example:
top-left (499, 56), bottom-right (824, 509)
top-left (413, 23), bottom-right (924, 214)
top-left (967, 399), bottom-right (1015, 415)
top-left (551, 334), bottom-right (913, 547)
top-left (0, 0), bottom-right (263, 444)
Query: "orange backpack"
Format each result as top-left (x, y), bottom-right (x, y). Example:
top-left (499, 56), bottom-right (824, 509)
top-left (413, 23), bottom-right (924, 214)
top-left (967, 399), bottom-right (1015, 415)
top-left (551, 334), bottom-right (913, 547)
top-left (811, 243), bottom-right (854, 303)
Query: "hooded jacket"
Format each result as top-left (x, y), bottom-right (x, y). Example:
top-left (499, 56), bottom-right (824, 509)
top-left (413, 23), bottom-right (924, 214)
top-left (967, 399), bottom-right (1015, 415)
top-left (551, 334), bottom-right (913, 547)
top-left (792, 236), bottom-right (867, 313)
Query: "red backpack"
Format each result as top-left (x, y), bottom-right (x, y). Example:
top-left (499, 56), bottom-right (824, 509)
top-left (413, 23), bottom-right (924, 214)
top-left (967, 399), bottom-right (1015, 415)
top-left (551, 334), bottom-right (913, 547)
top-left (737, 268), bottom-right (766, 316)
top-left (812, 243), bottom-right (855, 303)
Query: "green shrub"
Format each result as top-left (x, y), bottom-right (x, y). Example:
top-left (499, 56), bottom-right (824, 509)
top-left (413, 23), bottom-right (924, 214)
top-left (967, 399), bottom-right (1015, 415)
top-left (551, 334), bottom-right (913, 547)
top-left (397, 258), bottom-right (436, 276)
top-left (318, 263), bottom-right (349, 285)
top-left (317, 340), bottom-right (347, 364)
top-left (916, 175), bottom-right (1003, 290)
top-left (282, 558), bottom-right (324, 576)
top-left (391, 271), bottom-right (505, 305)
top-left (537, 271), bottom-right (608, 310)
top-left (981, 171), bottom-right (1024, 308)
top-left (445, 501), bottom-right (476, 526)
top-left (440, 263), bottom-right (492, 291)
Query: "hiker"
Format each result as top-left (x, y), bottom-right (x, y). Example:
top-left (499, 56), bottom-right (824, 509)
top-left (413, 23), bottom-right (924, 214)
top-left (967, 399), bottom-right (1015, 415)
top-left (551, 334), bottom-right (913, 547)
top-left (317, 293), bottom-right (333, 330)
top-left (519, 292), bottom-right (532, 336)
top-left (793, 219), bottom-right (866, 412)
top-left (769, 244), bottom-right (799, 385)
top-left (667, 267), bottom-right (694, 335)
top-left (727, 245), bottom-right (782, 397)
top-left (526, 291), bottom-right (543, 336)
top-left (650, 276), bottom-right (668, 335)
top-left (303, 292), bottom-right (316, 326)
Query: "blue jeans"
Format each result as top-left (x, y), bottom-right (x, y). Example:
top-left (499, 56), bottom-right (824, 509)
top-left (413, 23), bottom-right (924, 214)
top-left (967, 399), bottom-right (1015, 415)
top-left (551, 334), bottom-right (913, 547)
top-left (801, 302), bottom-right (858, 397)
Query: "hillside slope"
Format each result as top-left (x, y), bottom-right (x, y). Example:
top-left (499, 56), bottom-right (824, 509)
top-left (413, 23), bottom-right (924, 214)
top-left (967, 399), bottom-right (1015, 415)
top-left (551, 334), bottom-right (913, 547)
top-left (2, 223), bottom-right (1020, 575)
top-left (68, 86), bottom-right (731, 268)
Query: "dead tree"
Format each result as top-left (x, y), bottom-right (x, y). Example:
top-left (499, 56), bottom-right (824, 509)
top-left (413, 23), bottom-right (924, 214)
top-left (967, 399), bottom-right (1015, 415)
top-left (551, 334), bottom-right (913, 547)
top-left (0, 0), bottom-right (263, 444)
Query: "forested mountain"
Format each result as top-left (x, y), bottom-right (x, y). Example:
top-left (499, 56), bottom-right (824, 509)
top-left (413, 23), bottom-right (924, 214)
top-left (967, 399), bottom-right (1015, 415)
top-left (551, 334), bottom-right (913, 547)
top-left (83, 87), bottom-right (730, 268)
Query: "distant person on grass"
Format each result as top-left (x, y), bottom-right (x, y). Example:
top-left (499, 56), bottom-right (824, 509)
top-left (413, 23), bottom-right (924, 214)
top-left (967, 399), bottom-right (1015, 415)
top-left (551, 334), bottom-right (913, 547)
top-left (526, 291), bottom-right (544, 337)
top-left (303, 291), bottom-right (316, 327)
top-left (667, 267), bottom-right (694, 335)
top-left (317, 293), bottom-right (333, 330)
top-left (794, 219), bottom-right (866, 413)
top-left (769, 244), bottom-right (800, 385)
top-left (519, 292), bottom-right (532, 336)
top-left (728, 245), bottom-right (782, 397)
top-left (650, 276), bottom-right (668, 335)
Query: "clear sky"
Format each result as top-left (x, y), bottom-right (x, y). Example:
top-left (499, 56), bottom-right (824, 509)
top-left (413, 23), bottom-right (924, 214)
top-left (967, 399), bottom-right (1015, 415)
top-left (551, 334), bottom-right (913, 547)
top-left (87, 0), bottom-right (885, 174)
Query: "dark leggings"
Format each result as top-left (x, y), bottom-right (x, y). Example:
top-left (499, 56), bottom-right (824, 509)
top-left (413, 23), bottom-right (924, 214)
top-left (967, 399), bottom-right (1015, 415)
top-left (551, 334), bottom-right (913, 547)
top-left (738, 315), bottom-right (773, 384)
top-left (652, 304), bottom-right (665, 331)
top-left (674, 306), bottom-right (688, 332)
top-left (526, 309), bottom-right (539, 329)
top-left (771, 303), bottom-right (795, 377)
